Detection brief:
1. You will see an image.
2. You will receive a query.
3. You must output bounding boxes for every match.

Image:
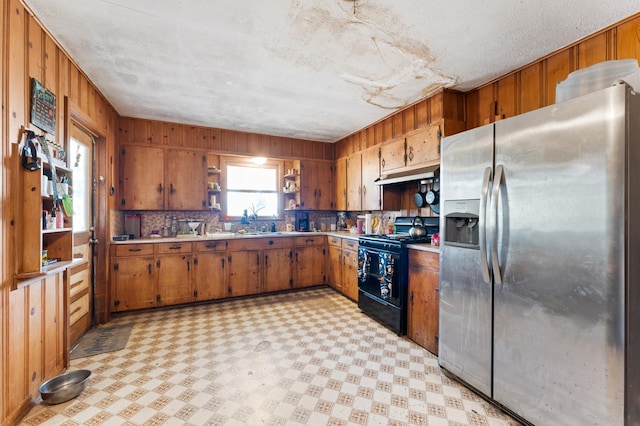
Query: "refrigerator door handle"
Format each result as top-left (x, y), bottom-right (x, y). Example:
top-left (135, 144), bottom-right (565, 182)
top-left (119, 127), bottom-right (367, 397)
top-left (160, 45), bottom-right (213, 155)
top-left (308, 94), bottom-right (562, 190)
top-left (491, 164), bottom-right (504, 284)
top-left (480, 166), bottom-right (493, 284)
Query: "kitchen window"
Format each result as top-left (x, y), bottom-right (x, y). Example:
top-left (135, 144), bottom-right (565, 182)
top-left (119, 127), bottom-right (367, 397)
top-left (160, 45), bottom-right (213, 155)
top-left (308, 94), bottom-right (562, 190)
top-left (224, 160), bottom-right (281, 217)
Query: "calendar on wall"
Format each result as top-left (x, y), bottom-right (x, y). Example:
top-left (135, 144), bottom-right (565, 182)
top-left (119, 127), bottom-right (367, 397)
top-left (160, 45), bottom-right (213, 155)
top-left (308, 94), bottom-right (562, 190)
top-left (30, 78), bottom-right (56, 135)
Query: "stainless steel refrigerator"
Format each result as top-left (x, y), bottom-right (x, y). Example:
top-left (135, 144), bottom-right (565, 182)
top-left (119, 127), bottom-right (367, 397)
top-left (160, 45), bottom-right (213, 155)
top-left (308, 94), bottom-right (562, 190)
top-left (438, 83), bottom-right (640, 425)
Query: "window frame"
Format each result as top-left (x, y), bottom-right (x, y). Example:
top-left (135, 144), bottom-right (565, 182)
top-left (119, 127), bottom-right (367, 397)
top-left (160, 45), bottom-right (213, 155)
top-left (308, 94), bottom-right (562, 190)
top-left (220, 156), bottom-right (284, 219)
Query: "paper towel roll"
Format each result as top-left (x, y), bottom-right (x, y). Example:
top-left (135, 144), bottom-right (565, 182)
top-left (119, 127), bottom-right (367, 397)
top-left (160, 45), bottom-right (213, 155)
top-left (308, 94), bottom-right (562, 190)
top-left (365, 214), bottom-right (372, 234)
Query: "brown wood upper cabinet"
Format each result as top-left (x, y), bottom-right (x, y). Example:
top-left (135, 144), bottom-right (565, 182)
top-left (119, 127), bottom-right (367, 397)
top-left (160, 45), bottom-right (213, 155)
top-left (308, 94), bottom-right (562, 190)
top-left (299, 160), bottom-right (334, 210)
top-left (120, 146), bottom-right (207, 210)
top-left (381, 122), bottom-right (441, 174)
top-left (344, 147), bottom-right (380, 211)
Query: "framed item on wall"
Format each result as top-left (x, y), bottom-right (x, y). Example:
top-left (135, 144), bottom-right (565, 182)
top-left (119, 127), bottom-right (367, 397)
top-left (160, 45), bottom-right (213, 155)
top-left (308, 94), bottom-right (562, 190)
top-left (30, 78), bottom-right (56, 135)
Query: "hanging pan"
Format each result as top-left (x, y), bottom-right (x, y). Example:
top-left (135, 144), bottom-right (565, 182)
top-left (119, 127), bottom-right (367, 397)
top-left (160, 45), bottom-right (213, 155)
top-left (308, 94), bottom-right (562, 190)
top-left (413, 180), bottom-right (429, 208)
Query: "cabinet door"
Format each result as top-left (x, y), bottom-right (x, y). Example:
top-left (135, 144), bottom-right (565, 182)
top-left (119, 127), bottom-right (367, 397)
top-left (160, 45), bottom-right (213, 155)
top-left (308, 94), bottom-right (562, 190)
top-left (193, 252), bottom-right (228, 301)
top-left (408, 251), bottom-right (440, 355)
top-left (361, 147), bottom-right (380, 211)
top-left (157, 254), bottom-right (193, 306)
top-left (346, 153), bottom-right (362, 211)
top-left (294, 246), bottom-right (325, 287)
top-left (327, 245), bottom-right (342, 292)
top-left (342, 248), bottom-right (359, 301)
top-left (406, 123), bottom-right (441, 167)
top-left (334, 158), bottom-right (347, 211)
top-left (166, 149), bottom-right (207, 210)
top-left (299, 160), bottom-right (317, 209)
top-left (28, 281), bottom-right (43, 395)
top-left (43, 273), bottom-right (64, 380)
top-left (264, 248), bottom-right (292, 292)
top-left (228, 250), bottom-right (262, 296)
top-left (121, 145), bottom-right (165, 210)
top-left (315, 161), bottom-right (334, 210)
top-left (113, 256), bottom-right (156, 311)
top-left (380, 137), bottom-right (406, 173)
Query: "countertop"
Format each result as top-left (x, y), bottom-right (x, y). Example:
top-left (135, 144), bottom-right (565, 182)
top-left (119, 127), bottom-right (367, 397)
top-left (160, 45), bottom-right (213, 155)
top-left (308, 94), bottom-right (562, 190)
top-left (110, 230), bottom-right (439, 252)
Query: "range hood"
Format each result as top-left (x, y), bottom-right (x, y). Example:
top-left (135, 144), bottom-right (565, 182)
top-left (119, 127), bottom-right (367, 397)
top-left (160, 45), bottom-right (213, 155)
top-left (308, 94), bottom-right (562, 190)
top-left (374, 164), bottom-right (440, 185)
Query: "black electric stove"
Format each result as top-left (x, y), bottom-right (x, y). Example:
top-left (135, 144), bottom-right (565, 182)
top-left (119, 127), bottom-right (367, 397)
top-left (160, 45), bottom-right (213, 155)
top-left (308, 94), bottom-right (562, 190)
top-left (357, 217), bottom-right (438, 334)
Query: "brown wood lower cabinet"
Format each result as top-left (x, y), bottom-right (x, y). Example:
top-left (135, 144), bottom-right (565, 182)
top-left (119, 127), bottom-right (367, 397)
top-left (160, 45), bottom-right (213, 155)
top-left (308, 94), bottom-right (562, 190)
top-left (227, 249), bottom-right (262, 297)
top-left (111, 244), bottom-right (157, 312)
top-left (264, 244), bottom-right (293, 293)
top-left (407, 249), bottom-right (440, 355)
top-left (326, 236), bottom-right (358, 301)
top-left (293, 236), bottom-right (326, 288)
top-left (193, 240), bottom-right (229, 301)
top-left (341, 238), bottom-right (359, 301)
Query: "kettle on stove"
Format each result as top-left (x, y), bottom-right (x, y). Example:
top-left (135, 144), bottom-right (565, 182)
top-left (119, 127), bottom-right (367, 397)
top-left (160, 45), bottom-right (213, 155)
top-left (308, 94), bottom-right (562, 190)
top-left (408, 216), bottom-right (427, 239)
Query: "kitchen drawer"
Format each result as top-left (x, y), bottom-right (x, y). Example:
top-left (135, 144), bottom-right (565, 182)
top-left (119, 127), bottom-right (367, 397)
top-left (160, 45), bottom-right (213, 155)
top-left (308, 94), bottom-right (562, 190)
top-left (294, 236), bottom-right (324, 246)
top-left (409, 249), bottom-right (439, 271)
top-left (155, 242), bottom-right (192, 254)
top-left (327, 236), bottom-right (341, 247)
top-left (227, 239), bottom-right (265, 251)
top-left (194, 240), bottom-right (228, 252)
top-left (263, 237), bottom-right (292, 249)
top-left (70, 294), bottom-right (89, 326)
top-left (114, 243), bottom-right (154, 257)
top-left (341, 238), bottom-right (358, 251)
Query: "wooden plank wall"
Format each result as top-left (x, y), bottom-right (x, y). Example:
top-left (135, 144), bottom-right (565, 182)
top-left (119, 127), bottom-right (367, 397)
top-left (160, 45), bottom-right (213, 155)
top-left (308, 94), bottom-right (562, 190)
top-left (1, 1), bottom-right (118, 424)
top-left (117, 117), bottom-right (335, 161)
top-left (466, 14), bottom-right (640, 127)
top-left (336, 13), bottom-right (640, 157)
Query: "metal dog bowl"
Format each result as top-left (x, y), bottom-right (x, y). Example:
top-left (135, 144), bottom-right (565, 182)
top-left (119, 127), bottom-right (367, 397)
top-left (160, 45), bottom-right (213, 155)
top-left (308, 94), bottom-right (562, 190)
top-left (39, 370), bottom-right (91, 404)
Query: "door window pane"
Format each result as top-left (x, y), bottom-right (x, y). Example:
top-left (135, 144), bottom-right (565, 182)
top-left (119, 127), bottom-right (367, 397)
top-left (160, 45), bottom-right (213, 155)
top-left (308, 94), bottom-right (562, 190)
top-left (70, 138), bottom-right (90, 232)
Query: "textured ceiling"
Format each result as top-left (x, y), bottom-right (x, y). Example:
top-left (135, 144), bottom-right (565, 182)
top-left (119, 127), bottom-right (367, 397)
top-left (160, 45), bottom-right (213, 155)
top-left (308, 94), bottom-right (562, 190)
top-left (23, 0), bottom-right (640, 142)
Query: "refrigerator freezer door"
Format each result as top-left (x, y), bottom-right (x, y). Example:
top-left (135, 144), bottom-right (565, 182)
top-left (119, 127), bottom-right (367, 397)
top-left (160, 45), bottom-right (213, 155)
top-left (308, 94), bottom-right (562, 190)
top-left (439, 124), bottom-right (494, 397)
top-left (492, 85), bottom-right (628, 425)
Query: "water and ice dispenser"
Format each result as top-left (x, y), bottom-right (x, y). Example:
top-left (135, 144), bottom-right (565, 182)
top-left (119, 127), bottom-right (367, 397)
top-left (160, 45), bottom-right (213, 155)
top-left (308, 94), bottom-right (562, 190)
top-left (443, 199), bottom-right (480, 247)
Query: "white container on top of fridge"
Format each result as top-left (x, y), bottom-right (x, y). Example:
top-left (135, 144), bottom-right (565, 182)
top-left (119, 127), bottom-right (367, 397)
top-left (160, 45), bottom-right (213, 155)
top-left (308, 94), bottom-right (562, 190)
top-left (555, 59), bottom-right (639, 102)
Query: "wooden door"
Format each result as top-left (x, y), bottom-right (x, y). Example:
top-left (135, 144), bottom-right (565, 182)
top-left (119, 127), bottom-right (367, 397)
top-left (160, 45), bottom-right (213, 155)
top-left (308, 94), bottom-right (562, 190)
top-left (70, 123), bottom-right (94, 346)
top-left (228, 250), bottom-right (262, 296)
top-left (406, 123), bottom-right (441, 167)
top-left (315, 161), bottom-right (334, 210)
top-left (193, 252), bottom-right (228, 301)
top-left (264, 247), bottom-right (292, 292)
top-left (294, 246), bottom-right (325, 288)
top-left (342, 248), bottom-right (359, 301)
top-left (346, 153), bottom-right (362, 211)
top-left (121, 145), bottom-right (165, 210)
top-left (380, 137), bottom-right (406, 173)
top-left (113, 256), bottom-right (156, 311)
top-left (166, 149), bottom-right (207, 210)
top-left (334, 158), bottom-right (347, 211)
top-left (407, 250), bottom-right (440, 355)
top-left (361, 147), bottom-right (380, 211)
top-left (327, 245), bottom-right (342, 292)
top-left (157, 254), bottom-right (193, 306)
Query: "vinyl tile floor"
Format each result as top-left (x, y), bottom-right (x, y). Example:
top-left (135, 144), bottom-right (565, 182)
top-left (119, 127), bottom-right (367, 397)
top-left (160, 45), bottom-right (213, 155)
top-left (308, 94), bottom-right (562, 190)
top-left (18, 287), bottom-right (522, 425)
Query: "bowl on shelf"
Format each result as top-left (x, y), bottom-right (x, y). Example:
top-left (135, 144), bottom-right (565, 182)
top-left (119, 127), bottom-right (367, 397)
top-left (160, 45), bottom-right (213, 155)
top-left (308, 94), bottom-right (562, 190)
top-left (39, 369), bottom-right (91, 404)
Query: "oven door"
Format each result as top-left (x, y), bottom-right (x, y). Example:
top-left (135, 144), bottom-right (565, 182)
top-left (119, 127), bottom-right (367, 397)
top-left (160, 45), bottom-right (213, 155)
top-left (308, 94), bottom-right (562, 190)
top-left (357, 246), bottom-right (402, 307)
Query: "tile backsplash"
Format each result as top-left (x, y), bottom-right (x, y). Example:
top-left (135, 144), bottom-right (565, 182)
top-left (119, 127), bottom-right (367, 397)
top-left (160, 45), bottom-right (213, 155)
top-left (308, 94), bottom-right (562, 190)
top-left (111, 208), bottom-right (435, 239)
